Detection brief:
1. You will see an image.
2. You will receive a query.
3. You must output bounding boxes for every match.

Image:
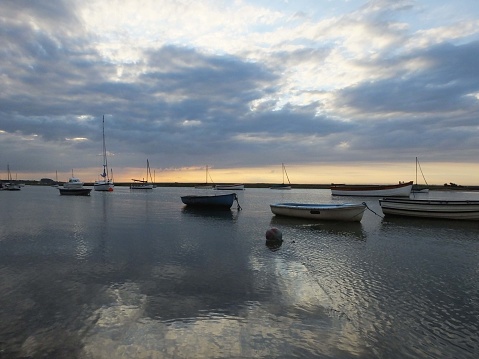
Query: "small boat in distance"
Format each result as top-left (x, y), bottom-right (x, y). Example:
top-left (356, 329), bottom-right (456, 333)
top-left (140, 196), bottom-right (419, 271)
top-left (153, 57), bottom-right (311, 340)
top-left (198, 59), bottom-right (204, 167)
top-left (130, 159), bottom-right (154, 189)
top-left (181, 193), bottom-right (241, 209)
top-left (3, 164), bottom-right (21, 191)
top-left (215, 184), bottom-right (245, 190)
top-left (270, 203), bottom-right (366, 222)
top-left (331, 181), bottom-right (413, 197)
top-left (94, 115), bottom-right (114, 192)
top-left (270, 163), bottom-right (291, 190)
top-left (411, 157), bottom-right (429, 193)
top-left (195, 165), bottom-right (214, 189)
top-left (379, 197), bottom-right (479, 220)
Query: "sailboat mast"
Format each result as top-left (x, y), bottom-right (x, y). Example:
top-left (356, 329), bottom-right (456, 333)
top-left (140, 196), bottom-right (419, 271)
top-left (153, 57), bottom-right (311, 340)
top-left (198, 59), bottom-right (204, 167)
top-left (415, 157), bottom-right (418, 185)
top-left (102, 115), bottom-right (108, 179)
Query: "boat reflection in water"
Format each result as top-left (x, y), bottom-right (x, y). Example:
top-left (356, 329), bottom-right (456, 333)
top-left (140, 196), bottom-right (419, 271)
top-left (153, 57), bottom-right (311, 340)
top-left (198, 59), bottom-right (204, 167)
top-left (181, 207), bottom-right (238, 221)
top-left (269, 215), bottom-right (366, 241)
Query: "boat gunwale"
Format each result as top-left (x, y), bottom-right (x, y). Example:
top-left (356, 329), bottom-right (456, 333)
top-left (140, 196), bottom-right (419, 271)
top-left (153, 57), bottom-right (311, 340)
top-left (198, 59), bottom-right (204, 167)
top-left (270, 203), bottom-right (366, 211)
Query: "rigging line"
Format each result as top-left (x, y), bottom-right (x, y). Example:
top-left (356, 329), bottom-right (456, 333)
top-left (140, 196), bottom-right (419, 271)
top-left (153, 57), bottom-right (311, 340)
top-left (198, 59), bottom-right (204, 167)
top-left (234, 194), bottom-right (242, 210)
top-left (417, 159), bottom-right (428, 185)
top-left (362, 202), bottom-right (384, 218)
top-left (283, 163), bottom-right (291, 184)
top-left (208, 172), bottom-right (215, 185)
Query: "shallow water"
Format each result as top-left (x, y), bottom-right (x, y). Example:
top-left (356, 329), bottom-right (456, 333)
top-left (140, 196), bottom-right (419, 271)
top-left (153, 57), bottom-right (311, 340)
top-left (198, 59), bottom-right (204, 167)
top-left (0, 186), bottom-right (478, 358)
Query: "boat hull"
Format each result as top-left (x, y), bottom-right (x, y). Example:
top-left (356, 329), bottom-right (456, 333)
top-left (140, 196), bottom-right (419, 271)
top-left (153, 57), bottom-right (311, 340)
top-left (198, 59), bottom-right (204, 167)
top-left (411, 187), bottom-right (429, 193)
top-left (130, 184), bottom-right (154, 189)
top-left (215, 184), bottom-right (245, 190)
top-left (331, 181), bottom-right (413, 197)
top-left (2, 183), bottom-right (21, 191)
top-left (94, 181), bottom-right (114, 191)
top-left (270, 203), bottom-right (366, 222)
top-left (181, 193), bottom-right (237, 209)
top-left (58, 188), bottom-right (92, 196)
top-left (379, 198), bottom-right (479, 220)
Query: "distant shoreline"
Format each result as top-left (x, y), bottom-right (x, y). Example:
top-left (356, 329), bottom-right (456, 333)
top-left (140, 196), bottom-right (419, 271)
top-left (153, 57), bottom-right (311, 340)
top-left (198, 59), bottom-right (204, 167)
top-left (11, 181), bottom-right (479, 191)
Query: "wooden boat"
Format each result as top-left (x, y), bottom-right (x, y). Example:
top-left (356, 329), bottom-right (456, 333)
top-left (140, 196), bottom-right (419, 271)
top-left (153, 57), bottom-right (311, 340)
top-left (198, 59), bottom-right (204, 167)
top-left (181, 193), bottom-right (240, 209)
top-left (270, 202), bottom-right (367, 222)
top-left (58, 187), bottom-right (92, 196)
top-left (195, 165), bottom-right (214, 189)
top-left (215, 184), bottom-right (245, 190)
top-left (94, 116), bottom-right (114, 192)
top-left (270, 163), bottom-right (291, 190)
top-left (411, 157), bottom-right (429, 193)
top-left (130, 159), bottom-right (154, 189)
top-left (331, 181), bottom-right (413, 197)
top-left (379, 197), bottom-right (479, 220)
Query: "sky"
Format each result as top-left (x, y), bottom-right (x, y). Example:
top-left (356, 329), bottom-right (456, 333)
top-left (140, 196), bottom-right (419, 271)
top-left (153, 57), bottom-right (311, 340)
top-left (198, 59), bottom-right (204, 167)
top-left (1, 0), bottom-right (479, 185)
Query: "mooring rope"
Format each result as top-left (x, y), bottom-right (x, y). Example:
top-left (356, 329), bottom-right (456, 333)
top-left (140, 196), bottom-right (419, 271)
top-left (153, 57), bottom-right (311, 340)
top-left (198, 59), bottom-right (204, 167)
top-left (362, 201), bottom-right (383, 218)
top-left (234, 194), bottom-right (242, 210)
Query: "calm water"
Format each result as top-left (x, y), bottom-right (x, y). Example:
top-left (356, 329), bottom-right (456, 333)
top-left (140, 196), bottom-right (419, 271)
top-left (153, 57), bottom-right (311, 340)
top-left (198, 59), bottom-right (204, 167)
top-left (1, 186), bottom-right (478, 358)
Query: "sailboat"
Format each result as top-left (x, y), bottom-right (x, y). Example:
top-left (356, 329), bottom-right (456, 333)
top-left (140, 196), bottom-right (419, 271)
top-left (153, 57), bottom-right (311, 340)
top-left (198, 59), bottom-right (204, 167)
top-left (130, 159), bottom-right (154, 189)
top-left (51, 170), bottom-right (59, 187)
top-left (3, 164), bottom-right (21, 191)
top-left (412, 157), bottom-right (429, 193)
top-left (94, 116), bottom-right (114, 192)
top-left (270, 163), bottom-right (291, 190)
top-left (195, 165), bottom-right (214, 189)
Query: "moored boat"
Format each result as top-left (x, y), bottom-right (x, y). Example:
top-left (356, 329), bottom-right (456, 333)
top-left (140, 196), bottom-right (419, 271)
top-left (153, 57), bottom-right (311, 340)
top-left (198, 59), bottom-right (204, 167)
top-left (59, 174), bottom-right (91, 196)
top-left (181, 193), bottom-right (241, 209)
top-left (63, 176), bottom-right (84, 189)
top-left (411, 157), bottom-right (429, 193)
top-left (195, 165), bottom-right (214, 189)
top-left (270, 163), bottom-right (292, 190)
top-left (94, 115), bottom-right (114, 192)
top-left (379, 197), bottom-right (479, 220)
top-left (331, 181), bottom-right (413, 197)
top-left (215, 184), bottom-right (245, 190)
top-left (3, 165), bottom-right (21, 191)
top-left (270, 202), bottom-right (366, 222)
top-left (130, 159), bottom-right (154, 189)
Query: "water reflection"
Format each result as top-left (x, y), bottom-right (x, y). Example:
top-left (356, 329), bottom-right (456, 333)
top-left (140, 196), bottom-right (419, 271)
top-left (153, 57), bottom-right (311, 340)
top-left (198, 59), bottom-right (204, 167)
top-left (270, 216), bottom-right (366, 241)
top-left (180, 206), bottom-right (239, 221)
top-left (382, 215), bottom-right (479, 232)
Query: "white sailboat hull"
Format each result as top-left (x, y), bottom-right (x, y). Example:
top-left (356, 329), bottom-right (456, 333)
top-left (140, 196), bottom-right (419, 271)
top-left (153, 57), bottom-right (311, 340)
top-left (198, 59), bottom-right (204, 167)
top-left (94, 181), bottom-right (114, 191)
top-left (380, 198), bottom-right (479, 220)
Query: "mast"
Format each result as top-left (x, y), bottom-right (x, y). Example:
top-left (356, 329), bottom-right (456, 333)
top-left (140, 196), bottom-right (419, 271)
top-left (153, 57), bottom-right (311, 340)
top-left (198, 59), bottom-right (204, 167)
top-left (415, 157), bottom-right (418, 185)
top-left (101, 115), bottom-right (108, 180)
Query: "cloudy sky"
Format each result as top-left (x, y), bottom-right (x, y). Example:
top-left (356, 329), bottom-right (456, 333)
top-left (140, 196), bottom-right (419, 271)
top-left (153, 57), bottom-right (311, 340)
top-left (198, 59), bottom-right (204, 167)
top-left (1, 0), bottom-right (479, 185)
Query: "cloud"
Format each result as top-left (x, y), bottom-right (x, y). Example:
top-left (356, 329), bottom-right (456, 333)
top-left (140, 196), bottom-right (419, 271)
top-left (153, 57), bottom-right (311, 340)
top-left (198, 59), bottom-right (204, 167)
top-left (1, 0), bottom-right (479, 182)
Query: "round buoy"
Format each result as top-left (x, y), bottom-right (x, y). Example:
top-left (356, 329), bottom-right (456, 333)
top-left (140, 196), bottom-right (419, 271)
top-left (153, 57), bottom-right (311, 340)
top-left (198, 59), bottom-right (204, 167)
top-left (265, 227), bottom-right (282, 242)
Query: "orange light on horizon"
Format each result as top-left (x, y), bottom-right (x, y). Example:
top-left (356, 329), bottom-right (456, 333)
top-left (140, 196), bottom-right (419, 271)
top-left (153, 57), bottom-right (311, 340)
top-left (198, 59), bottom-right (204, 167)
top-left (12, 162), bottom-right (479, 186)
